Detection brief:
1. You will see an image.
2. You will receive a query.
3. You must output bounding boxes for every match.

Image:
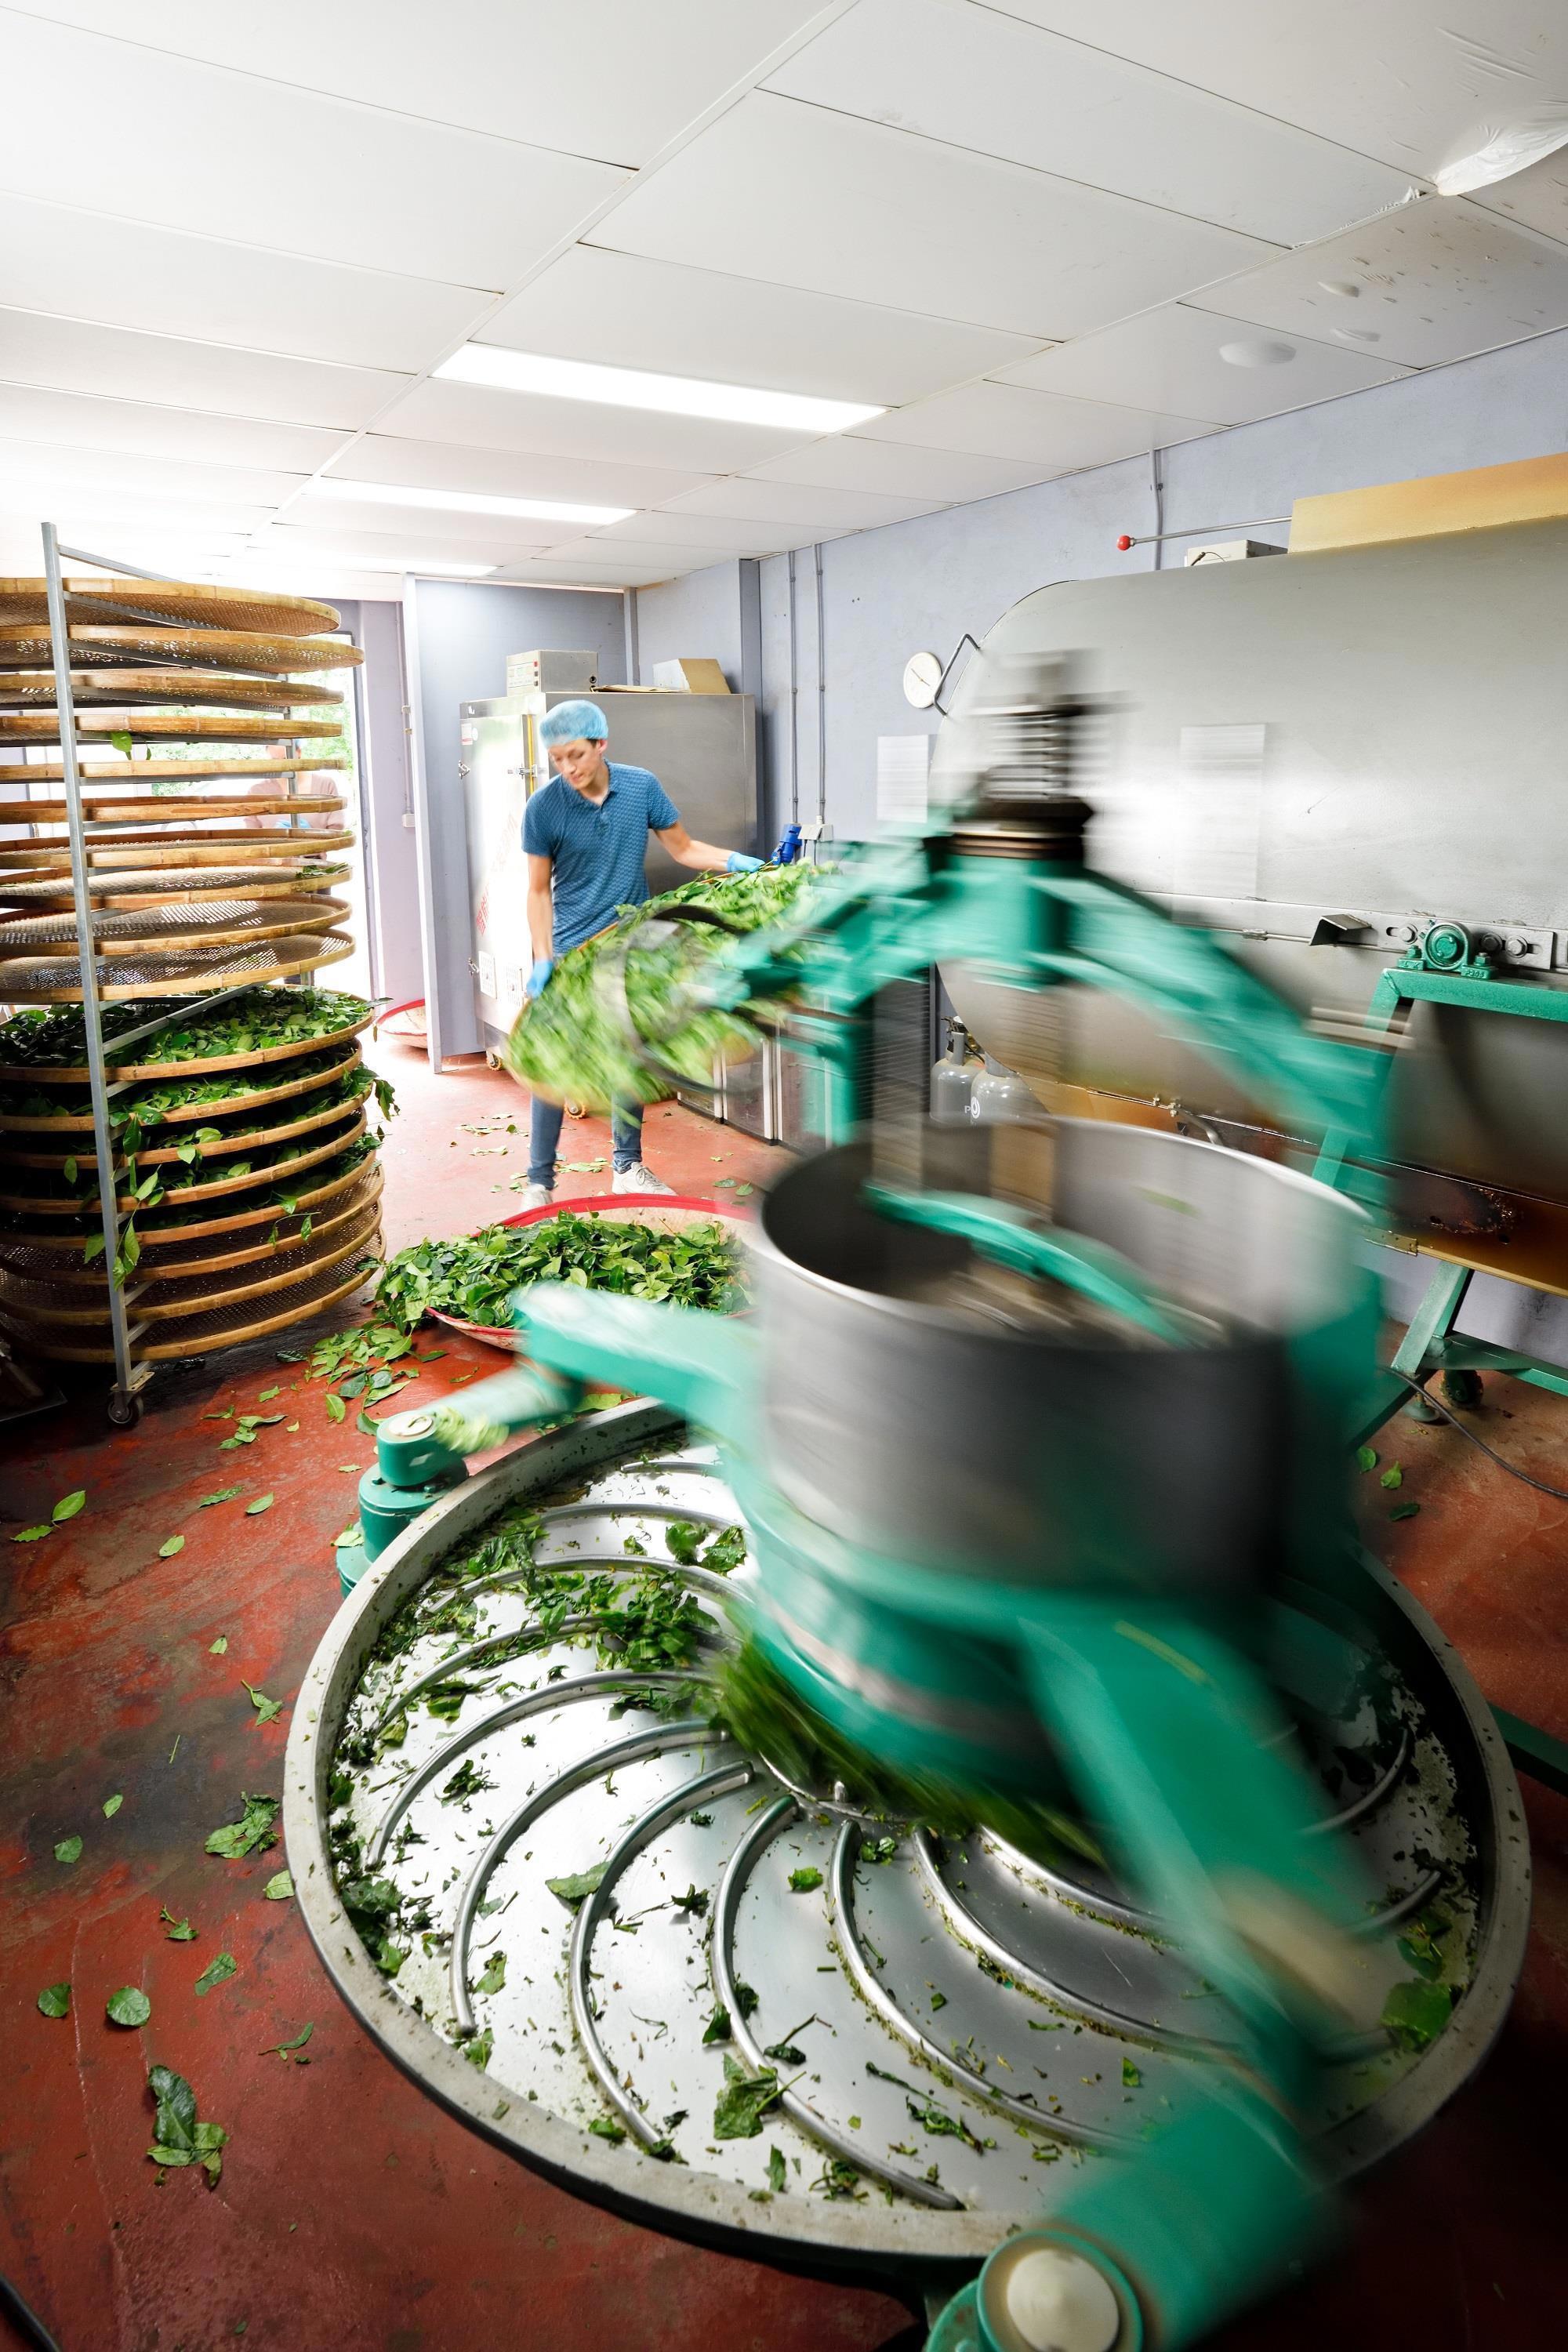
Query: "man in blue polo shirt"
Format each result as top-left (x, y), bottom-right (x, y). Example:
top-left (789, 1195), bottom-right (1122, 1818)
top-left (517, 697), bottom-right (761, 1205)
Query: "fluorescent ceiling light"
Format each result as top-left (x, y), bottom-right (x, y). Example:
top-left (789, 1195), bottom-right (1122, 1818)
top-left (314, 478), bottom-right (632, 526)
top-left (434, 344), bottom-right (883, 435)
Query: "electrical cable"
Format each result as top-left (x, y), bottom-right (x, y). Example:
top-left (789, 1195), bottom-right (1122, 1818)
top-left (0, 2273), bottom-right (64, 2352)
top-left (1387, 1370), bottom-right (1568, 1503)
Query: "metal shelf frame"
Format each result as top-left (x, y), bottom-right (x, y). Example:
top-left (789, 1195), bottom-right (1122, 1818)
top-left (31, 521), bottom-right (308, 1421)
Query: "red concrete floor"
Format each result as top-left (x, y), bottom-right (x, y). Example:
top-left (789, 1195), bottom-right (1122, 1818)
top-left (2, 1047), bottom-right (1566, 2351)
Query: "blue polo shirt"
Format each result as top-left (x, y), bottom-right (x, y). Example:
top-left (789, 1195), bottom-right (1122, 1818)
top-left (522, 763), bottom-right (681, 952)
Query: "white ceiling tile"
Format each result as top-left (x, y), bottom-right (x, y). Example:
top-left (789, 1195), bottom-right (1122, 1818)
top-left (549, 533), bottom-right (774, 570)
top-left (982, 4), bottom-right (1568, 186)
top-left (28, 2), bottom-right (830, 168)
top-left (321, 433), bottom-right (714, 509)
top-left (592, 510), bottom-right (813, 550)
top-left (0, 192), bottom-right (491, 372)
top-left (282, 492), bottom-right (579, 550)
top-left (858, 382), bottom-right (1214, 467)
top-left (745, 435), bottom-right (1055, 501)
top-left (1468, 154), bottom-right (1568, 250)
top-left (0, 436), bottom-right (307, 510)
top-left (0, 380), bottom-right (350, 474)
top-left (586, 90), bottom-right (1275, 339)
top-left (490, 557), bottom-right (691, 587)
top-left (0, 307), bottom-right (407, 429)
top-left (379, 376), bottom-right (813, 473)
top-left (0, 16), bottom-right (624, 290)
top-left (768, 0), bottom-right (1418, 245)
top-left (258, 523), bottom-right (528, 568)
top-left (996, 303), bottom-right (1413, 423)
top-left (481, 244), bottom-right (1044, 405)
top-left (1184, 196), bottom-right (1568, 367)
top-left (662, 477), bottom-right (948, 528)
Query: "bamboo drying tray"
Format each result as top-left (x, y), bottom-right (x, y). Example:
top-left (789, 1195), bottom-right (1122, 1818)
top-left (0, 1103), bottom-right (368, 1214)
top-left (0, 1040), bottom-right (364, 1129)
top-left (0, 710), bottom-right (343, 744)
top-left (0, 1161), bottom-right (382, 1286)
top-left (0, 673), bottom-right (345, 713)
top-left (0, 830), bottom-right (357, 872)
top-left (0, 896), bottom-right (350, 957)
top-left (0, 928), bottom-right (351, 1001)
top-left (0, 998), bottom-right (372, 1083)
top-left (0, 624), bottom-right (360, 674)
top-left (0, 862), bottom-right (350, 910)
top-left (0, 756), bottom-right (350, 784)
top-left (0, 1250), bottom-right (379, 1363)
top-left (0, 1196), bottom-right (382, 1327)
top-left (2, 791), bottom-right (347, 825)
top-left (0, 1142), bottom-right (379, 1250)
top-left (0, 1071), bottom-right (372, 1169)
top-left (0, 579), bottom-right (340, 635)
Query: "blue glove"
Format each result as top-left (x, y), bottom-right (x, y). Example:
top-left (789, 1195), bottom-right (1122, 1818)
top-left (524, 956), bottom-right (554, 1001)
top-left (726, 852), bottom-right (764, 873)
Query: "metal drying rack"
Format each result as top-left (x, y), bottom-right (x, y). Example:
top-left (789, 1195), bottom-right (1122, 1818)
top-left (32, 521), bottom-right (313, 1425)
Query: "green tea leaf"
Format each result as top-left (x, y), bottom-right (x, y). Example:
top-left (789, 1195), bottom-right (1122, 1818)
top-left (12, 1526), bottom-right (51, 1543)
top-left (146, 2063), bottom-right (227, 2186)
top-left (1381, 1978), bottom-right (1452, 2050)
top-left (260, 2023), bottom-right (313, 2058)
top-left (160, 1907), bottom-right (196, 1941)
top-left (241, 1679), bottom-right (284, 1725)
top-left (205, 1791), bottom-right (279, 1859)
top-left (1380, 1465), bottom-right (1403, 1490)
top-left (194, 1952), bottom-right (238, 1997)
top-left (713, 2056), bottom-right (783, 2140)
top-left (257, 1385), bottom-right (281, 1403)
top-left (1355, 1446), bottom-right (1378, 1472)
top-left (461, 2027), bottom-right (494, 2069)
top-left (702, 2005), bottom-right (732, 2045)
top-left (158, 1534), bottom-right (185, 1558)
top-left (473, 1951), bottom-right (507, 1996)
top-left (788, 1867), bottom-right (822, 1893)
top-left (108, 729), bottom-right (134, 757)
top-left (37, 1982), bottom-right (71, 2018)
top-left (107, 1985), bottom-right (151, 2027)
top-left (545, 1864), bottom-right (607, 1909)
top-left (1121, 2056), bottom-right (1141, 2087)
top-left (245, 1494), bottom-right (274, 1515)
top-left (199, 1488), bottom-right (243, 1508)
top-left (103, 1792), bottom-right (123, 1817)
top-left (264, 1869), bottom-right (294, 1901)
top-left (54, 1835), bottom-right (82, 1864)
top-left (53, 1489), bottom-right (86, 1523)
top-left (588, 2115), bottom-right (626, 2143)
top-left (1389, 1501), bottom-right (1421, 1520)
top-left (325, 1392), bottom-right (347, 1423)
top-left (209, 1635), bottom-right (228, 1653)
top-left (767, 2145), bottom-right (787, 2194)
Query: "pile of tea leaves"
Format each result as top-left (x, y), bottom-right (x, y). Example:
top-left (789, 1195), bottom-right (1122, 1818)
top-left (505, 864), bottom-right (814, 1112)
top-left (376, 1207), bottom-right (744, 1334)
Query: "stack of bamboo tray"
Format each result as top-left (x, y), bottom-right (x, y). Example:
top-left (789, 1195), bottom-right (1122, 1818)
top-left (0, 579), bottom-right (388, 1365)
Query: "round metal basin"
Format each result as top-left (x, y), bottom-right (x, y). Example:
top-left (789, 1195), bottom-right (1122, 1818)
top-left (285, 1402), bottom-right (1528, 2281)
top-left (750, 1127), bottom-right (1363, 1593)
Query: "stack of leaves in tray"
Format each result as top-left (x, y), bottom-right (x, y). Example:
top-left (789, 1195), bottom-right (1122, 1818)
top-left (0, 1042), bottom-right (372, 1134)
top-left (0, 987), bottom-right (372, 1073)
top-left (376, 1206), bottom-right (744, 1334)
top-left (504, 863), bottom-right (815, 1112)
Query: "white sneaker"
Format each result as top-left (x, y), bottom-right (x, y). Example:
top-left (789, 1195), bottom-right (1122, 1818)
top-left (612, 1163), bottom-right (674, 1196)
top-left (514, 1181), bottom-right (554, 1211)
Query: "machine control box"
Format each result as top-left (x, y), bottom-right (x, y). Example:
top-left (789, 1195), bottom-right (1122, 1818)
top-left (506, 648), bottom-right (597, 698)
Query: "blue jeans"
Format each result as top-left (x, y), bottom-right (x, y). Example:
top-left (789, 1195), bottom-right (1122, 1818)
top-left (528, 1095), bottom-right (643, 1187)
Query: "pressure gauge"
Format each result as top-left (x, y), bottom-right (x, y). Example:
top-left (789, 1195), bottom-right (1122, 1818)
top-left (902, 648), bottom-right (943, 709)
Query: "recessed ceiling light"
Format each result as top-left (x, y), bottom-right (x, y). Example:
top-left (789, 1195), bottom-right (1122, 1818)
top-left (1218, 338), bottom-right (1298, 368)
top-left (314, 479), bottom-right (632, 527)
top-left (434, 344), bottom-right (883, 435)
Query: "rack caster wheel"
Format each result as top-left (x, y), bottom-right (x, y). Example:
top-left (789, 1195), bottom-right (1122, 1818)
top-left (485, 1051), bottom-right (501, 1070)
top-left (107, 1391), bottom-right (143, 1428)
top-left (1441, 1369), bottom-right (1483, 1410)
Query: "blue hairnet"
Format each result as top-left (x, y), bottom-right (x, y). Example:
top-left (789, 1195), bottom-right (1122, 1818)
top-left (540, 698), bottom-right (608, 746)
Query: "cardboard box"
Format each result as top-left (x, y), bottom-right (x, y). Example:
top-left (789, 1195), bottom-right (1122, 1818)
top-left (651, 657), bottom-right (731, 694)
